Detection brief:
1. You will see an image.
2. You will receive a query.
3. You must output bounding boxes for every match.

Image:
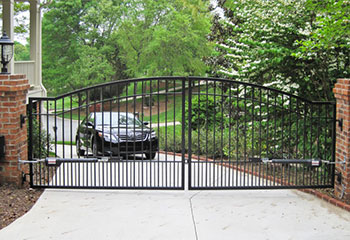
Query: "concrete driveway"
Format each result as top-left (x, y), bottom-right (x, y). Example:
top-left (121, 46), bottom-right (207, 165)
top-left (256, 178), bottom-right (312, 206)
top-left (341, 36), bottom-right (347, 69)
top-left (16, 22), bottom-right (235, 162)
top-left (0, 187), bottom-right (350, 240)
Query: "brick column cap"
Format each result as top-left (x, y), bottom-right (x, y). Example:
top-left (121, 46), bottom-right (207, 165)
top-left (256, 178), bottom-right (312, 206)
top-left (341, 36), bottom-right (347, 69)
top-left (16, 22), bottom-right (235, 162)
top-left (0, 74), bottom-right (30, 92)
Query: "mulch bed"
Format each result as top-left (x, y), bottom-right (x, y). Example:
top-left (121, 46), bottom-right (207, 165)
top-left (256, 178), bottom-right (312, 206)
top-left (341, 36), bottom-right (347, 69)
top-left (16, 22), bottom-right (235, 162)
top-left (0, 183), bottom-right (43, 230)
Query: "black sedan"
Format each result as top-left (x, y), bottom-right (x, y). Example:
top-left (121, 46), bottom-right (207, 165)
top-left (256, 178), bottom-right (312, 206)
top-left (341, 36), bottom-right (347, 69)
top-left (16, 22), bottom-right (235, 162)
top-left (75, 112), bottom-right (158, 159)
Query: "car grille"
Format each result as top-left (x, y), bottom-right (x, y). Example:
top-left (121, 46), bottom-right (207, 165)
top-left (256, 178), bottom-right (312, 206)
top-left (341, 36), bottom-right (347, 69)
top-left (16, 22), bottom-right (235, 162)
top-left (118, 132), bottom-right (148, 141)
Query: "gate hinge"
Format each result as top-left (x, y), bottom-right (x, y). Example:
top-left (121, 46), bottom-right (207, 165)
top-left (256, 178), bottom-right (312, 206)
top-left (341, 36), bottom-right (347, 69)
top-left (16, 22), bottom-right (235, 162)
top-left (336, 118), bottom-right (343, 131)
top-left (20, 114), bottom-right (27, 128)
top-left (335, 172), bottom-right (342, 184)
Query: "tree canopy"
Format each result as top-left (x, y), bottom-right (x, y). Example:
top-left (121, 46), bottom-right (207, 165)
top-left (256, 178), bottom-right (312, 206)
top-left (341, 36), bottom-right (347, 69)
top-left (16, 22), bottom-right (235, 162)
top-left (42, 0), bottom-right (212, 95)
top-left (208, 0), bottom-right (350, 100)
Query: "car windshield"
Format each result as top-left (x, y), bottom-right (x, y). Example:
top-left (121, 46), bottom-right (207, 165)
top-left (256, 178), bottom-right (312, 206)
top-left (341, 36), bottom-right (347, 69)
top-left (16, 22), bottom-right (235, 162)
top-left (93, 112), bottom-right (143, 127)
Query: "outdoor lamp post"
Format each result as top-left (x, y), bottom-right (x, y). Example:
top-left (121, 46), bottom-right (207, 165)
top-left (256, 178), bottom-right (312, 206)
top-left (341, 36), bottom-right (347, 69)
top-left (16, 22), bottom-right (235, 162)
top-left (0, 32), bottom-right (14, 74)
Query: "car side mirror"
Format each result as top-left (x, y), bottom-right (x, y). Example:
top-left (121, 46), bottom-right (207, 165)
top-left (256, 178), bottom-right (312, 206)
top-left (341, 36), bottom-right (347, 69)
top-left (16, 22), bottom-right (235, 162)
top-left (143, 121), bottom-right (149, 126)
top-left (86, 121), bottom-right (94, 128)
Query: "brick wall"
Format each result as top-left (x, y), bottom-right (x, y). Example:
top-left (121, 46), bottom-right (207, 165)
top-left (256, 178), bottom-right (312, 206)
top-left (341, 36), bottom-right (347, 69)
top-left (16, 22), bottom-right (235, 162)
top-left (0, 74), bottom-right (30, 186)
top-left (333, 79), bottom-right (350, 201)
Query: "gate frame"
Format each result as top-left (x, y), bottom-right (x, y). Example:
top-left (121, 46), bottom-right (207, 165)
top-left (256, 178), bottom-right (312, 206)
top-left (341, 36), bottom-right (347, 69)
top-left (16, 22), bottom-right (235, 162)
top-left (27, 76), bottom-right (337, 190)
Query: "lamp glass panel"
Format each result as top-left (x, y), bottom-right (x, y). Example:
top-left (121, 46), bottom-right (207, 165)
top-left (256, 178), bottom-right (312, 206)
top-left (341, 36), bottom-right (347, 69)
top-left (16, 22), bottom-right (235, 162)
top-left (3, 44), bottom-right (13, 62)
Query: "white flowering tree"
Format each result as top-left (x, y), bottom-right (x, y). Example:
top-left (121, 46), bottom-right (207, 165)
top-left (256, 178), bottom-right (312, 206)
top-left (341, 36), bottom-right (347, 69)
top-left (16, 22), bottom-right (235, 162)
top-left (208, 0), bottom-right (350, 101)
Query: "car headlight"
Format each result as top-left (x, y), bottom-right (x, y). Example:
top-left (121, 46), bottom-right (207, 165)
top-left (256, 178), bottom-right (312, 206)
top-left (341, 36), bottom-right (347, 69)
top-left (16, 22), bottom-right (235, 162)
top-left (150, 131), bottom-right (157, 138)
top-left (99, 132), bottom-right (119, 143)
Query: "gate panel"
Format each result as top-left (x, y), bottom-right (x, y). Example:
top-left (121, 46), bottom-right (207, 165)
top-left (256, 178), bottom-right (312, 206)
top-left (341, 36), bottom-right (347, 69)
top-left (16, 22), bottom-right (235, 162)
top-left (27, 77), bottom-right (336, 190)
top-left (188, 78), bottom-right (336, 189)
top-left (28, 77), bottom-right (187, 189)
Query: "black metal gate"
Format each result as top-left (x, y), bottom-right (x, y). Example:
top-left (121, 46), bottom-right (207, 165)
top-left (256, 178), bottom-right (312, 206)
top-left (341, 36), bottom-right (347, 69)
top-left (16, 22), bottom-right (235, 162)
top-left (27, 77), bottom-right (336, 190)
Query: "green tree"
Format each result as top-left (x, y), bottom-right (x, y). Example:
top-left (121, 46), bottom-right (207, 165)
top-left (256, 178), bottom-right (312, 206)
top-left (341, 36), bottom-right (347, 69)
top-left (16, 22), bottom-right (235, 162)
top-left (14, 41), bottom-right (30, 61)
top-left (300, 0), bottom-right (350, 50)
top-left (42, 0), bottom-right (127, 95)
top-left (43, 0), bottom-right (212, 96)
top-left (117, 0), bottom-right (212, 77)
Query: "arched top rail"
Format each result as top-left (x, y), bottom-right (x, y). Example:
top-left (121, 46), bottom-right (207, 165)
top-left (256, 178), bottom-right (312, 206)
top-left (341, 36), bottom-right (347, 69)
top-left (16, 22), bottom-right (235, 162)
top-left (29, 76), bottom-right (335, 105)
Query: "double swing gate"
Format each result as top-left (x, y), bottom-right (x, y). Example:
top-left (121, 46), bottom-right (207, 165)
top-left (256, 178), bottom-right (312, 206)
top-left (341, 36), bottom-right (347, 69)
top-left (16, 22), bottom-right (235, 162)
top-left (27, 77), bottom-right (336, 190)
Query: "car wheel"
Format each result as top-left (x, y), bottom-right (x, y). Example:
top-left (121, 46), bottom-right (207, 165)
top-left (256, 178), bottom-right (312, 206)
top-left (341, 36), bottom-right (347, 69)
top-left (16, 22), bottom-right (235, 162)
top-left (92, 139), bottom-right (98, 157)
top-left (145, 152), bottom-right (156, 160)
top-left (76, 138), bottom-right (85, 157)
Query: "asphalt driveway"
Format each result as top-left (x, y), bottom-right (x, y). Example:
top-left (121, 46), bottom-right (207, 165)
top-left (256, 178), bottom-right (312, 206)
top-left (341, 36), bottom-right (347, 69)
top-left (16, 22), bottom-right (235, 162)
top-left (0, 187), bottom-right (350, 240)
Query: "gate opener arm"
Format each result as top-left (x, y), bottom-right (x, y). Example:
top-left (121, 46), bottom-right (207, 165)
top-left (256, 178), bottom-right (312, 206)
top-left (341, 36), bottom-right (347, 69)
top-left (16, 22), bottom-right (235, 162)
top-left (18, 157), bottom-right (113, 165)
top-left (260, 158), bottom-right (346, 167)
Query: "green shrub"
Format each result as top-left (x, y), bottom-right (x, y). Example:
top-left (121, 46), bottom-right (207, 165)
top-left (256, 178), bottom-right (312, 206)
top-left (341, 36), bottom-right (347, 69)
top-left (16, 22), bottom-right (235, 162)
top-left (28, 118), bottom-right (52, 159)
top-left (184, 94), bottom-right (228, 130)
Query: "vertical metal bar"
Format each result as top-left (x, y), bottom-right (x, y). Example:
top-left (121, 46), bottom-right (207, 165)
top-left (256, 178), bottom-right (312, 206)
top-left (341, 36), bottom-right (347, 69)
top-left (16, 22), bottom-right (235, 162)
top-left (157, 79), bottom-right (160, 187)
top-left (109, 85), bottom-right (113, 187)
top-left (288, 97), bottom-right (292, 185)
top-left (310, 104), bottom-right (313, 185)
top-left (251, 88), bottom-right (255, 186)
top-left (149, 80), bottom-right (153, 187)
top-left (62, 98), bottom-right (65, 159)
top-left (69, 96), bottom-right (73, 186)
top-left (213, 82), bottom-right (216, 188)
top-left (173, 79), bottom-right (176, 187)
top-left (316, 104), bottom-right (321, 185)
top-left (93, 97), bottom-right (97, 187)
top-left (331, 103), bottom-right (336, 186)
top-left (236, 85), bottom-right (239, 187)
top-left (54, 100), bottom-right (57, 159)
top-left (38, 101), bottom-right (42, 186)
top-left (281, 95), bottom-right (284, 159)
top-left (206, 79), bottom-right (209, 188)
top-left (302, 103), bottom-right (307, 185)
top-left (164, 79), bottom-right (168, 188)
top-left (228, 83), bottom-right (232, 187)
top-left (197, 80), bottom-right (201, 187)
top-left (265, 91), bottom-right (270, 187)
top-left (258, 88), bottom-right (262, 186)
top-left (323, 104), bottom-right (328, 185)
top-left (77, 93), bottom-right (81, 187)
top-left (181, 78), bottom-right (186, 189)
top-left (133, 82), bottom-right (137, 187)
top-left (273, 94), bottom-right (277, 186)
top-left (117, 87), bottom-right (121, 187)
top-left (243, 86), bottom-right (247, 186)
top-left (70, 96), bottom-right (73, 159)
top-left (28, 99), bottom-right (34, 187)
top-left (54, 100), bottom-right (58, 185)
top-left (46, 100), bottom-right (50, 186)
top-left (125, 83), bottom-right (130, 187)
top-left (220, 81), bottom-right (224, 187)
top-left (141, 80), bottom-right (144, 187)
top-left (85, 90), bottom-right (89, 156)
top-left (274, 94), bottom-right (277, 157)
top-left (187, 77), bottom-right (193, 190)
top-left (295, 99), bottom-right (299, 185)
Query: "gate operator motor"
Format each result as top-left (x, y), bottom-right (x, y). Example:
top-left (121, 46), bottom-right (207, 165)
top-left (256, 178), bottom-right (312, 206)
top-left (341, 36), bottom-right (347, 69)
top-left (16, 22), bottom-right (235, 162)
top-left (0, 136), bottom-right (5, 160)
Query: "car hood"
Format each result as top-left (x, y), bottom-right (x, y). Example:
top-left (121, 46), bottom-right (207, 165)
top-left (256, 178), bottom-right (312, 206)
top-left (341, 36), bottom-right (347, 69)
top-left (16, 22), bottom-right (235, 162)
top-left (95, 126), bottom-right (152, 135)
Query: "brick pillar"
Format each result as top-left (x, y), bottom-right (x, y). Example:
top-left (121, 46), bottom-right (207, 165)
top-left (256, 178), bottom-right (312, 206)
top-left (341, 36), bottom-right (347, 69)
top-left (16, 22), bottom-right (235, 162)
top-left (333, 78), bottom-right (350, 201)
top-left (0, 74), bottom-right (30, 186)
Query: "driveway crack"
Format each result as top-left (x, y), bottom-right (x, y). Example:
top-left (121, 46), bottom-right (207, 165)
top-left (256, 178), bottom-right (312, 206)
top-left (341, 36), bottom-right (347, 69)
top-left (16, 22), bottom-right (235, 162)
top-left (189, 191), bottom-right (201, 240)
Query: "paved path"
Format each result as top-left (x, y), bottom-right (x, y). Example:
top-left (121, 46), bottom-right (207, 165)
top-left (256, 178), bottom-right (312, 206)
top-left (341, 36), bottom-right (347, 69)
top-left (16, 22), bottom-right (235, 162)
top-left (3, 147), bottom-right (350, 239)
top-left (1, 188), bottom-right (350, 240)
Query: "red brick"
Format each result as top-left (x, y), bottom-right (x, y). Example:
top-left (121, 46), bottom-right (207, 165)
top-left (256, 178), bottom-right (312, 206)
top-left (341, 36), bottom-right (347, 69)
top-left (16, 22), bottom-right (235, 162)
top-left (9, 74), bottom-right (26, 80)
